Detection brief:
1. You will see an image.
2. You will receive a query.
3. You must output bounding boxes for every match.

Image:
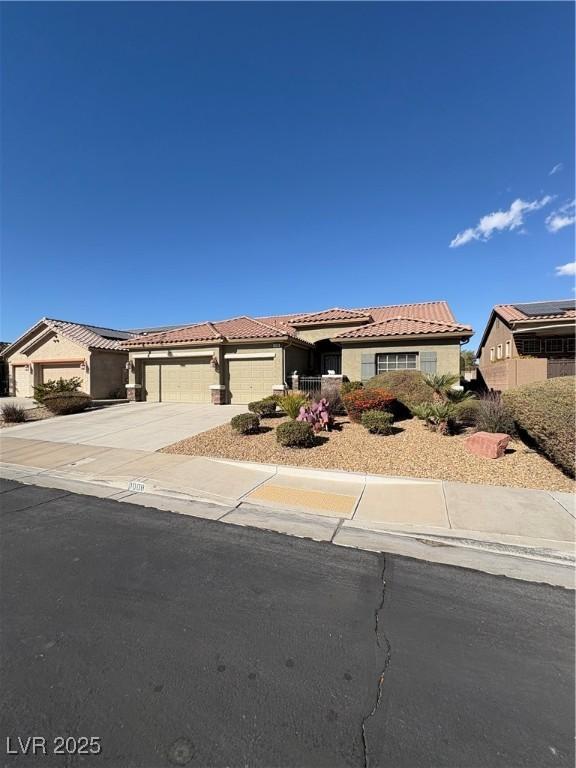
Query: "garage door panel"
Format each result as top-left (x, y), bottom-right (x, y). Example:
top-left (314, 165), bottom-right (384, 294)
top-left (13, 367), bottom-right (30, 397)
top-left (42, 364), bottom-right (82, 384)
top-left (144, 359), bottom-right (212, 403)
top-left (227, 359), bottom-right (275, 404)
top-left (144, 363), bottom-right (160, 402)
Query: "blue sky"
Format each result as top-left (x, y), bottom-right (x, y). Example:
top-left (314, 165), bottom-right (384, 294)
top-left (1, 1), bottom-right (574, 348)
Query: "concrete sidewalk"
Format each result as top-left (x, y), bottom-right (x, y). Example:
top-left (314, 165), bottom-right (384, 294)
top-left (1, 434), bottom-right (574, 586)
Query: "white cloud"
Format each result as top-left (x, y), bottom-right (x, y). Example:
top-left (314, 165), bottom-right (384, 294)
top-left (450, 196), bottom-right (553, 248)
top-left (555, 262), bottom-right (576, 277)
top-left (546, 200), bottom-right (575, 233)
top-left (549, 163), bottom-right (563, 175)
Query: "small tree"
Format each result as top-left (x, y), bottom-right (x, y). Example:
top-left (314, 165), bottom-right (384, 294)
top-left (460, 350), bottom-right (476, 373)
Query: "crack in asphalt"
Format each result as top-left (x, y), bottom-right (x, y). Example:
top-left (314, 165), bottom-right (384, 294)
top-left (361, 553), bottom-right (391, 768)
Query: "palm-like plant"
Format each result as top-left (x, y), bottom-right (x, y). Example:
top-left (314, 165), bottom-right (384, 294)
top-left (423, 373), bottom-right (460, 398)
top-left (279, 392), bottom-right (309, 420)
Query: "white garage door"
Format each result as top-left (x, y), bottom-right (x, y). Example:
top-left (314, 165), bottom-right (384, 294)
top-left (13, 366), bottom-right (31, 397)
top-left (144, 359), bottom-right (212, 403)
top-left (42, 364), bottom-right (83, 385)
top-left (227, 358), bottom-right (276, 404)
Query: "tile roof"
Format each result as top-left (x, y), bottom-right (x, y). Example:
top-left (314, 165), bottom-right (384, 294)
top-left (259, 301), bottom-right (457, 328)
top-left (124, 301), bottom-right (469, 348)
top-left (3, 318), bottom-right (134, 357)
top-left (289, 307), bottom-right (373, 325)
top-left (332, 316), bottom-right (472, 339)
top-left (495, 301), bottom-right (576, 323)
top-left (124, 316), bottom-right (307, 348)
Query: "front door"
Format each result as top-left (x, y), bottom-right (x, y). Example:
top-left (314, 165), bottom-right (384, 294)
top-left (321, 353), bottom-right (341, 375)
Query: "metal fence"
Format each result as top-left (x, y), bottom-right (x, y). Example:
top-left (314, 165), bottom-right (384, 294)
top-left (547, 359), bottom-right (576, 378)
top-left (291, 376), bottom-right (322, 394)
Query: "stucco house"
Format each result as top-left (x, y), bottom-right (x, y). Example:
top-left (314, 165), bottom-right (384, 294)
top-left (476, 300), bottom-right (575, 391)
top-left (123, 301), bottom-right (472, 404)
top-left (4, 318), bottom-right (132, 398)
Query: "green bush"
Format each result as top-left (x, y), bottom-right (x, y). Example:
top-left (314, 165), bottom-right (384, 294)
top-left (276, 421), bottom-right (314, 448)
top-left (341, 380), bottom-right (363, 396)
top-left (503, 377), bottom-right (575, 477)
top-left (43, 391), bottom-right (92, 415)
top-left (33, 376), bottom-right (83, 405)
top-left (230, 412), bottom-right (260, 434)
top-left (248, 399), bottom-right (277, 416)
top-left (361, 409), bottom-right (394, 435)
top-left (278, 392), bottom-right (309, 420)
top-left (365, 371), bottom-right (435, 414)
top-left (341, 387), bottom-right (395, 422)
top-left (474, 392), bottom-right (515, 435)
top-left (1, 403), bottom-right (27, 423)
top-left (453, 398), bottom-right (480, 426)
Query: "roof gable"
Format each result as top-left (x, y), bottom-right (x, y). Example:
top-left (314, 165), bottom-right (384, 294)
top-left (3, 317), bottom-right (132, 357)
top-left (333, 316), bottom-right (472, 340)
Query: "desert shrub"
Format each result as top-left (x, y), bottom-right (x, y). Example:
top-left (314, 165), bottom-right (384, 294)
top-left (342, 387), bottom-right (395, 422)
top-left (33, 376), bottom-right (83, 404)
top-left (1, 403), bottom-right (27, 423)
top-left (296, 398), bottom-right (333, 432)
top-left (341, 380), bottom-right (363, 396)
top-left (453, 398), bottom-right (480, 425)
top-left (276, 421), bottom-right (315, 448)
top-left (411, 402), bottom-right (457, 435)
top-left (474, 392), bottom-right (515, 435)
top-left (248, 399), bottom-right (277, 417)
top-left (365, 370), bottom-right (435, 414)
top-left (230, 412), bottom-right (260, 434)
top-left (361, 409), bottom-right (394, 435)
top-left (262, 394), bottom-right (282, 404)
top-left (503, 377), bottom-right (575, 477)
top-left (43, 391), bottom-right (92, 415)
top-left (279, 392), bottom-right (309, 420)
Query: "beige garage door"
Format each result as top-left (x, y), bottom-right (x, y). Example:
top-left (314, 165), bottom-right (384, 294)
top-left (227, 358), bottom-right (276, 404)
top-left (144, 359), bottom-right (212, 403)
top-left (42, 363), bottom-right (83, 384)
top-left (13, 366), bottom-right (31, 397)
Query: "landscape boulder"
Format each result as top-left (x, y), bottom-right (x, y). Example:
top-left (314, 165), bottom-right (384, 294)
top-left (464, 431), bottom-right (511, 459)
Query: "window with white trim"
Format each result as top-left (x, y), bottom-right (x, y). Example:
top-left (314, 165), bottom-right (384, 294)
top-left (376, 352), bottom-right (418, 372)
top-left (490, 347), bottom-right (495, 362)
top-left (566, 337), bottom-right (575, 353)
top-left (496, 344), bottom-right (503, 359)
top-left (505, 340), bottom-right (511, 358)
top-left (545, 338), bottom-right (563, 353)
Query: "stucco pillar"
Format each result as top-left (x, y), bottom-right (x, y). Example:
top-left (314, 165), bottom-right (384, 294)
top-left (210, 384), bottom-right (226, 405)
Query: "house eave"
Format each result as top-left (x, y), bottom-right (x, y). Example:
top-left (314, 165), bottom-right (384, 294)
top-left (332, 332), bottom-right (472, 344)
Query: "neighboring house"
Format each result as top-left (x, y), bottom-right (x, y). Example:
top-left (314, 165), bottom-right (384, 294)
top-left (4, 318), bottom-right (132, 398)
top-left (123, 301), bottom-right (472, 404)
top-left (0, 342), bottom-right (10, 396)
top-left (476, 300), bottom-right (576, 391)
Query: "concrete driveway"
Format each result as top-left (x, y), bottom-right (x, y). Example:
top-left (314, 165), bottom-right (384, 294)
top-left (1, 402), bottom-right (246, 451)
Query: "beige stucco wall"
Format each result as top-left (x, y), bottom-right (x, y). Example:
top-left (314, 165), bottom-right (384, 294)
top-left (341, 339), bottom-right (461, 380)
top-left (296, 325), bottom-right (363, 344)
top-left (479, 358), bottom-right (548, 391)
top-left (478, 316), bottom-right (517, 366)
top-left (90, 352), bottom-right (128, 399)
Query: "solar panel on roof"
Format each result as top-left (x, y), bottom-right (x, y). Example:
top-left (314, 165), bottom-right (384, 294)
top-left (513, 300), bottom-right (575, 317)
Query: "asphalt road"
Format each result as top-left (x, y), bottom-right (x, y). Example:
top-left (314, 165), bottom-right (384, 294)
top-left (0, 479), bottom-right (574, 768)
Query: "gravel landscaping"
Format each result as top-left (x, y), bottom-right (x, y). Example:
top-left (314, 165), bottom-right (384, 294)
top-left (0, 406), bottom-right (53, 430)
top-left (161, 414), bottom-right (575, 492)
